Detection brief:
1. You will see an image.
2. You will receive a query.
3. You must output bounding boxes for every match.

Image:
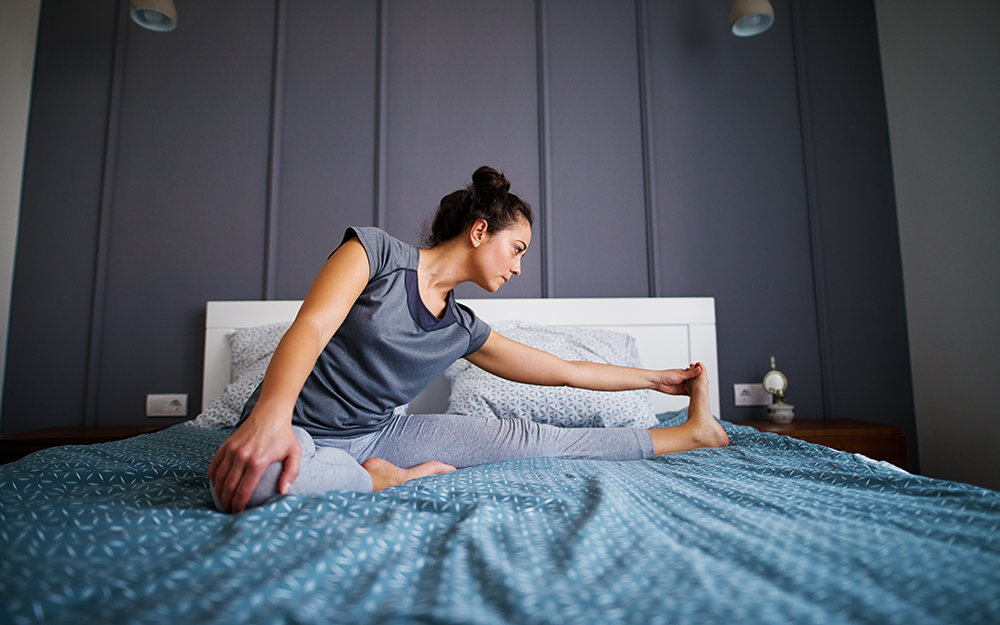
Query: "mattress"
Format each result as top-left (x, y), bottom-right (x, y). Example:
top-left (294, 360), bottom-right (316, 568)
top-left (2, 413), bottom-right (999, 624)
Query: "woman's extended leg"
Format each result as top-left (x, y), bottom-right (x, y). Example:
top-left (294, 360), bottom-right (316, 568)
top-left (356, 365), bottom-right (727, 470)
top-left (356, 412), bottom-right (656, 470)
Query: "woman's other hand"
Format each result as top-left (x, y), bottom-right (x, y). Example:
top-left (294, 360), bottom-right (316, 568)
top-left (208, 407), bottom-right (301, 513)
top-left (651, 362), bottom-right (704, 396)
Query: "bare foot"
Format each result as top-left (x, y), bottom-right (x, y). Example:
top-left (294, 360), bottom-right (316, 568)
top-left (362, 457), bottom-right (457, 491)
top-left (649, 364), bottom-right (729, 455)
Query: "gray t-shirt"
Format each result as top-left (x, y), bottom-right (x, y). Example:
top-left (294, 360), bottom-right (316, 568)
top-left (285, 227), bottom-right (491, 438)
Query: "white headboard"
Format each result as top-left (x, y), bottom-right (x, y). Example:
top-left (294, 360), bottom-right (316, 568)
top-left (203, 297), bottom-right (722, 419)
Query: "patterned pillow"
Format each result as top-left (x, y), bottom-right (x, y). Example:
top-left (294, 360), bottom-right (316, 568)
top-left (186, 321), bottom-right (410, 429)
top-left (444, 320), bottom-right (658, 428)
top-left (185, 321), bottom-right (292, 429)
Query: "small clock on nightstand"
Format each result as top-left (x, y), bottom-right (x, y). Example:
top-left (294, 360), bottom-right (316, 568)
top-left (763, 357), bottom-right (794, 423)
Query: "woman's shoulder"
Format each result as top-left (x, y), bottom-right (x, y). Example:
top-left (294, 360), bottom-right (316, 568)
top-left (348, 226), bottom-right (416, 258)
top-left (453, 300), bottom-right (492, 355)
top-left (343, 225), bottom-right (388, 246)
top-left (341, 226), bottom-right (417, 278)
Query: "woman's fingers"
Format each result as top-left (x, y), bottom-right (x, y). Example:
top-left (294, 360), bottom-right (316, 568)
top-left (218, 457), bottom-right (248, 513)
top-left (229, 440), bottom-right (298, 512)
top-left (211, 424), bottom-right (303, 513)
top-left (653, 364), bottom-right (707, 396)
top-left (212, 437), bottom-right (259, 512)
top-left (208, 442), bottom-right (230, 484)
top-left (209, 444), bottom-right (237, 508)
top-left (230, 460), bottom-right (270, 513)
top-left (278, 445), bottom-right (302, 496)
top-left (208, 449), bottom-right (222, 485)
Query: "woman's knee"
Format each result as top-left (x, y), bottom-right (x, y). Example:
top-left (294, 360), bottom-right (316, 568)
top-left (245, 460), bottom-right (285, 508)
top-left (241, 426), bottom-right (318, 510)
top-left (243, 439), bottom-right (373, 509)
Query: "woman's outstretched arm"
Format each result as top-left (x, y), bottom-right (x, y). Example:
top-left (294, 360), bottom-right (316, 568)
top-left (208, 238), bottom-right (370, 513)
top-left (464, 330), bottom-right (701, 396)
top-left (466, 330), bottom-right (729, 453)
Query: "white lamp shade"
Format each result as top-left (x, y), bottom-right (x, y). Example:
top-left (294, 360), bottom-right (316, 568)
top-left (730, 0), bottom-right (774, 37)
top-left (130, 0), bottom-right (177, 32)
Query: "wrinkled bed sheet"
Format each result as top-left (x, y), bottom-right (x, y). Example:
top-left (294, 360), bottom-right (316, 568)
top-left (2, 413), bottom-right (999, 624)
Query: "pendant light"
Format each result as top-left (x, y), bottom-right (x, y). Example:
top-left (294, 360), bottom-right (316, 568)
top-left (730, 0), bottom-right (774, 37)
top-left (130, 0), bottom-right (177, 32)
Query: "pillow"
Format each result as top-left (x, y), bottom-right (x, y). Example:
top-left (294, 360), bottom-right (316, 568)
top-left (186, 321), bottom-right (292, 429)
top-left (444, 320), bottom-right (658, 428)
top-left (186, 321), bottom-right (409, 429)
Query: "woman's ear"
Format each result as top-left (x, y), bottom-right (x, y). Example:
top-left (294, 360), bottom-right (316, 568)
top-left (469, 219), bottom-right (489, 248)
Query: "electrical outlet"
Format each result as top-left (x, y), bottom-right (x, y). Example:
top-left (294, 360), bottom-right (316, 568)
top-left (146, 394), bottom-right (188, 417)
top-left (734, 384), bottom-right (772, 407)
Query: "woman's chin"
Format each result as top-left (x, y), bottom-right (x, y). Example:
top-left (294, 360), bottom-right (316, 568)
top-left (472, 277), bottom-right (506, 293)
top-left (474, 281), bottom-right (501, 293)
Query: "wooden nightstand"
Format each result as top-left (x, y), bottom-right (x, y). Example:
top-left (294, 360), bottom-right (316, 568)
top-left (740, 418), bottom-right (908, 470)
top-left (0, 425), bottom-right (170, 465)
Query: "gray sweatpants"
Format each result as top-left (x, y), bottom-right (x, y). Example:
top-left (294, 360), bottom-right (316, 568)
top-left (218, 413), bottom-right (655, 510)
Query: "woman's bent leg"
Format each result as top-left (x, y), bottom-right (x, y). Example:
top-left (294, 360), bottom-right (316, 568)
top-left (211, 426), bottom-right (373, 512)
top-left (357, 414), bottom-right (656, 470)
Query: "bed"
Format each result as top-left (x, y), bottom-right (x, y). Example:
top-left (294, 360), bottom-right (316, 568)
top-left (2, 297), bottom-right (999, 624)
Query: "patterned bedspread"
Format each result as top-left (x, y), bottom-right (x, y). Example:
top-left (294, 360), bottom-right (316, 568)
top-left (2, 413), bottom-right (999, 624)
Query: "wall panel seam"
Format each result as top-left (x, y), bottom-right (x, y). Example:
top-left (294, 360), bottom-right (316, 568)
top-left (84, 0), bottom-right (129, 427)
top-left (635, 0), bottom-right (659, 298)
top-left (535, 0), bottom-right (554, 298)
top-left (373, 0), bottom-right (389, 230)
top-left (263, 0), bottom-right (287, 300)
top-left (789, 0), bottom-right (834, 420)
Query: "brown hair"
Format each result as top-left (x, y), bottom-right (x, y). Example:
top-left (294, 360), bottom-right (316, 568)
top-left (422, 166), bottom-right (533, 247)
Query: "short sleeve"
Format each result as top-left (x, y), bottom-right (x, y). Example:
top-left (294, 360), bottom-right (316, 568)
top-left (337, 227), bottom-right (390, 281)
top-left (458, 303), bottom-right (492, 357)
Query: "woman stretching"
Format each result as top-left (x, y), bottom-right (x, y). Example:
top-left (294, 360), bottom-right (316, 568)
top-left (209, 166), bottom-right (728, 513)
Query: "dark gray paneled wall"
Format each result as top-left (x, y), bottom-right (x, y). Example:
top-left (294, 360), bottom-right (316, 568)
top-left (546, 0), bottom-right (650, 298)
top-left (276, 1), bottom-right (378, 300)
top-left (4, 0), bottom-right (117, 431)
top-left (4, 0), bottom-right (916, 468)
top-left (645, 0), bottom-right (824, 422)
top-left (384, 0), bottom-right (542, 300)
top-left (95, 0), bottom-right (276, 426)
top-left (793, 0), bottom-right (916, 460)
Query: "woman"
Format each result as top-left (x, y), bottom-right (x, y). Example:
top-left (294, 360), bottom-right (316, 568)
top-left (209, 166), bottom-right (728, 513)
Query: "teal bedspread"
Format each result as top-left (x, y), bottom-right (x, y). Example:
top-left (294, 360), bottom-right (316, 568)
top-left (2, 413), bottom-right (999, 624)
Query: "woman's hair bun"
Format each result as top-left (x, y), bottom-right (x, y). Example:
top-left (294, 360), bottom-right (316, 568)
top-left (422, 165), bottom-right (533, 247)
top-left (471, 166), bottom-right (511, 196)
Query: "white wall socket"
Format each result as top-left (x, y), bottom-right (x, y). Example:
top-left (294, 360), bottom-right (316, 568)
top-left (733, 384), bottom-right (772, 407)
top-left (146, 394), bottom-right (188, 417)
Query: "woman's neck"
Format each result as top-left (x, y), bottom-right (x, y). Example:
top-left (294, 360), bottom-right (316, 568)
top-left (417, 242), bottom-right (470, 316)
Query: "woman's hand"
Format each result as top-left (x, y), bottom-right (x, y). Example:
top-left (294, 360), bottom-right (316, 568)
top-left (651, 362), bottom-right (704, 396)
top-left (208, 405), bottom-right (302, 514)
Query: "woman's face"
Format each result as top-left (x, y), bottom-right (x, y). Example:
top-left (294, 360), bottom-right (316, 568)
top-left (472, 217), bottom-right (531, 292)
